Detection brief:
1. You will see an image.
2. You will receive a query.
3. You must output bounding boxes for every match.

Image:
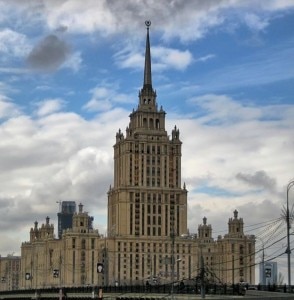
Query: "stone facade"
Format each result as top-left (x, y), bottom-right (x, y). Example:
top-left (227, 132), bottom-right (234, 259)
top-left (20, 204), bottom-right (105, 289)
top-left (0, 255), bottom-right (21, 291)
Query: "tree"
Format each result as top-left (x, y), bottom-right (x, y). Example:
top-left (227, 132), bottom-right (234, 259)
top-left (278, 272), bottom-right (284, 285)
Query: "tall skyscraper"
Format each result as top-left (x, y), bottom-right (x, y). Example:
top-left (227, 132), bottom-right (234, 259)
top-left (57, 201), bottom-right (76, 238)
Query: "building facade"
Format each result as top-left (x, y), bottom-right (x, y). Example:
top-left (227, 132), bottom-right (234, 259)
top-left (17, 22), bottom-right (255, 290)
top-left (215, 210), bottom-right (255, 284)
top-left (259, 261), bottom-right (278, 285)
top-left (21, 205), bottom-right (105, 289)
top-left (0, 255), bottom-right (21, 291)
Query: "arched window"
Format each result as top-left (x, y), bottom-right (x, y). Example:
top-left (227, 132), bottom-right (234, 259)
top-left (150, 118), bottom-right (154, 128)
top-left (156, 119), bottom-right (160, 129)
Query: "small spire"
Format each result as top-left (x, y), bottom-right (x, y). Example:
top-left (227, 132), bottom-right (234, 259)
top-left (234, 209), bottom-right (238, 219)
top-left (79, 203), bottom-right (83, 213)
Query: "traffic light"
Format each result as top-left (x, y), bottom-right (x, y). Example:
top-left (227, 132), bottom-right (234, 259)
top-left (97, 263), bottom-right (104, 273)
top-left (53, 269), bottom-right (59, 278)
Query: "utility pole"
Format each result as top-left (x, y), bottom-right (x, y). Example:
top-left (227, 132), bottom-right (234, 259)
top-left (262, 244), bottom-right (265, 288)
top-left (286, 180), bottom-right (294, 292)
top-left (58, 252), bottom-right (62, 300)
top-left (171, 228), bottom-right (175, 300)
top-left (200, 249), bottom-right (205, 299)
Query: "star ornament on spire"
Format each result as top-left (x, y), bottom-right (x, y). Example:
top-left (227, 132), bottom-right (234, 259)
top-left (145, 20), bottom-right (151, 28)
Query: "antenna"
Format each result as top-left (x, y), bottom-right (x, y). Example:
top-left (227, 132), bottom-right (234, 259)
top-left (56, 200), bottom-right (62, 212)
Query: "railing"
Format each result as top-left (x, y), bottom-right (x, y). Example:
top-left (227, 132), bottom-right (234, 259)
top-left (0, 284), bottom-right (293, 299)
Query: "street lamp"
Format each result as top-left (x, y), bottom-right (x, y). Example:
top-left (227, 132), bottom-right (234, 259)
top-left (286, 180), bottom-right (294, 292)
top-left (256, 237), bottom-right (266, 289)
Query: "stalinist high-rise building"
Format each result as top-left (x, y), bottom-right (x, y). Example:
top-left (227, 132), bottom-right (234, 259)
top-left (104, 21), bottom-right (255, 286)
top-left (106, 20), bottom-right (189, 285)
top-left (19, 22), bottom-right (255, 290)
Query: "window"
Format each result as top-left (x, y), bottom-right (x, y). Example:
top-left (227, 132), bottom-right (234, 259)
top-left (147, 216), bottom-right (151, 225)
top-left (81, 239), bottom-right (86, 249)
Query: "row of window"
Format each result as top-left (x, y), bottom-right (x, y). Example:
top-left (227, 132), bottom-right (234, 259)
top-left (72, 238), bottom-right (96, 249)
top-left (117, 242), bottom-right (191, 253)
top-left (130, 192), bottom-right (181, 203)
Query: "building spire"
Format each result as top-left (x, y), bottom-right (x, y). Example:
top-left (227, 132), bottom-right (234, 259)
top-left (143, 20), bottom-right (152, 90)
top-left (138, 20), bottom-right (156, 110)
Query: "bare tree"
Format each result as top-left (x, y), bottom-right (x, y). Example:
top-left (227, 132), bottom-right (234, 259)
top-left (278, 272), bottom-right (284, 285)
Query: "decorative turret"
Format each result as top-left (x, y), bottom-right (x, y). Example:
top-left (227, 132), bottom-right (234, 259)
top-left (172, 125), bottom-right (180, 141)
top-left (29, 217), bottom-right (54, 242)
top-left (78, 202), bottom-right (83, 213)
top-left (116, 128), bottom-right (124, 142)
top-left (72, 203), bottom-right (94, 233)
top-left (227, 209), bottom-right (244, 237)
top-left (198, 217), bottom-right (213, 240)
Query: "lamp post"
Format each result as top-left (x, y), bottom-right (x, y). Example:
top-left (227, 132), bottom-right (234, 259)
top-left (286, 180), bottom-right (294, 292)
top-left (171, 229), bottom-right (175, 300)
top-left (256, 237), bottom-right (265, 289)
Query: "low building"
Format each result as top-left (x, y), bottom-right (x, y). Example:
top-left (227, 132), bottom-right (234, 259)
top-left (19, 208), bottom-right (254, 289)
top-left (20, 204), bottom-right (105, 289)
top-left (259, 261), bottom-right (278, 285)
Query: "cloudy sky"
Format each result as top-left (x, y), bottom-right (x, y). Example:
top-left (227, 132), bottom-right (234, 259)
top-left (0, 0), bottom-right (293, 282)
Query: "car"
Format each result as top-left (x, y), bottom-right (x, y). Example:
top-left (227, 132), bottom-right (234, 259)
top-left (247, 285), bottom-right (257, 290)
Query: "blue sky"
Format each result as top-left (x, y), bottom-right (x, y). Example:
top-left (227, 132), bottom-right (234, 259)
top-left (0, 0), bottom-right (294, 282)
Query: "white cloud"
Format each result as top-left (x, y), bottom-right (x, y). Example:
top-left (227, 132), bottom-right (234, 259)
top-left (44, 0), bottom-right (117, 36)
top-left (0, 92), bottom-right (292, 254)
top-left (243, 13), bottom-right (269, 31)
top-left (153, 47), bottom-right (193, 71)
top-left (0, 95), bottom-right (21, 118)
top-left (62, 50), bottom-right (82, 72)
top-left (2, 0), bottom-right (292, 43)
top-left (0, 28), bottom-right (31, 60)
top-left (83, 85), bottom-right (133, 112)
top-left (196, 54), bottom-right (216, 62)
top-left (115, 45), bottom-right (194, 72)
top-left (34, 98), bottom-right (66, 117)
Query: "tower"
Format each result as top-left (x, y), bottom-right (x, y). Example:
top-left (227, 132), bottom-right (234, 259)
top-left (107, 21), bottom-right (187, 240)
top-left (216, 210), bottom-right (255, 284)
top-left (106, 21), bottom-right (189, 285)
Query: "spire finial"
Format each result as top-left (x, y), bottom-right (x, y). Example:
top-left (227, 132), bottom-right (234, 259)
top-left (145, 20), bottom-right (151, 28)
